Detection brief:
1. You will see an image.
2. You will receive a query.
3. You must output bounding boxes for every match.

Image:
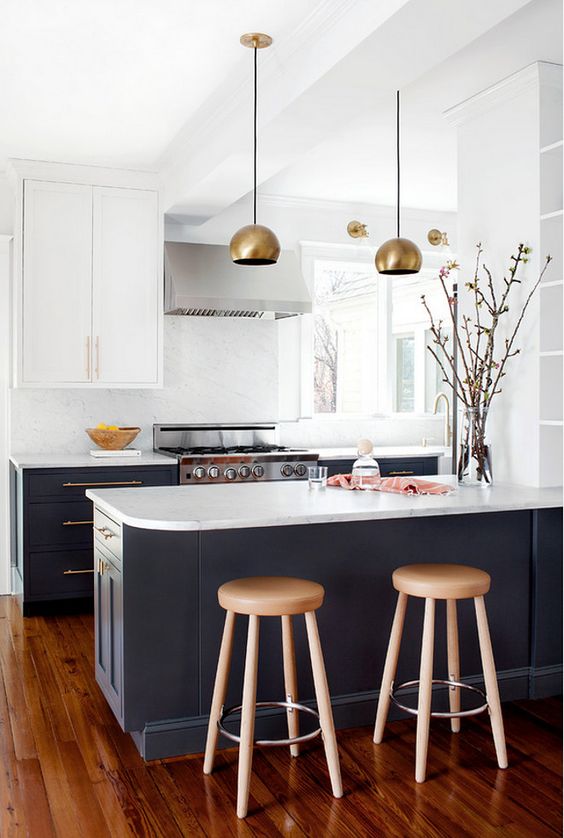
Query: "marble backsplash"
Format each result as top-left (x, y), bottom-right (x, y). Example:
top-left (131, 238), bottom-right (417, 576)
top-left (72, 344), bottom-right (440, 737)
top-left (10, 317), bottom-right (279, 453)
top-left (10, 316), bottom-right (446, 454)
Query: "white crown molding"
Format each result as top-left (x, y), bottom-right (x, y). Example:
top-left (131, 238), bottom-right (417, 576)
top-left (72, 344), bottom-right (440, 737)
top-left (261, 193), bottom-right (457, 221)
top-left (444, 61), bottom-right (563, 128)
top-left (6, 158), bottom-right (159, 191)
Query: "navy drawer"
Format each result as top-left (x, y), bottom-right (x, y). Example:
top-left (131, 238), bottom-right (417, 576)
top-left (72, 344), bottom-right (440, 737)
top-left (27, 466), bottom-right (176, 500)
top-left (28, 501), bottom-right (94, 548)
top-left (28, 549), bottom-right (94, 598)
top-left (379, 458), bottom-right (438, 477)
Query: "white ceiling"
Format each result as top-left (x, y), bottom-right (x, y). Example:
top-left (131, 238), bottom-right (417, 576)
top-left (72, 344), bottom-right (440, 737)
top-left (0, 0), bottom-right (561, 219)
top-left (264, 0), bottom-right (563, 212)
top-left (0, 0), bottom-right (321, 168)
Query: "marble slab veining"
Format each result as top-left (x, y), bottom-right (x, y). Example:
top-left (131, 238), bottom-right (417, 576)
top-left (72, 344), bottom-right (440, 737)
top-left (86, 477), bottom-right (562, 533)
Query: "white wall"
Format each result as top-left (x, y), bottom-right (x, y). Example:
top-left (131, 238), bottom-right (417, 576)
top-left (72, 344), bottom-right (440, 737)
top-left (449, 62), bottom-right (561, 486)
top-left (0, 174), bottom-right (14, 234)
top-left (0, 236), bottom-right (12, 594)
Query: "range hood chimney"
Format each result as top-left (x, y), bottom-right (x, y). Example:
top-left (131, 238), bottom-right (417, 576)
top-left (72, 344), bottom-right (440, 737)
top-left (164, 242), bottom-right (312, 318)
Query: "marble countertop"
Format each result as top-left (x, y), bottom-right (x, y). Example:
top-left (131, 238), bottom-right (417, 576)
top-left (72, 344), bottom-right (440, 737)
top-left (315, 445), bottom-right (447, 460)
top-left (86, 477), bottom-right (562, 532)
top-left (9, 452), bottom-right (176, 469)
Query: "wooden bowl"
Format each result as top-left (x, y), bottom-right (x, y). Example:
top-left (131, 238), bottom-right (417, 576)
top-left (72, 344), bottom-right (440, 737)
top-left (86, 427), bottom-right (141, 450)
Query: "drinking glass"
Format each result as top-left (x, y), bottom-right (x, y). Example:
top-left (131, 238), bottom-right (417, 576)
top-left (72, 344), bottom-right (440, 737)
top-left (308, 465), bottom-right (328, 489)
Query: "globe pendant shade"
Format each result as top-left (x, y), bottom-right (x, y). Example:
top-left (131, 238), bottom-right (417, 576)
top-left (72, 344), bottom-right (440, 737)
top-left (229, 224), bottom-right (281, 266)
top-left (375, 236), bottom-right (422, 275)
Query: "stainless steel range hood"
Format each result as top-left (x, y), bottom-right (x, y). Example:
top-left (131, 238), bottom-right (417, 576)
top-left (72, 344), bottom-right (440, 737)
top-left (164, 242), bottom-right (312, 318)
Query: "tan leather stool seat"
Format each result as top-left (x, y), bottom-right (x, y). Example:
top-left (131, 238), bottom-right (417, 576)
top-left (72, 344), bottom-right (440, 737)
top-left (218, 576), bottom-right (325, 616)
top-left (393, 563), bottom-right (491, 600)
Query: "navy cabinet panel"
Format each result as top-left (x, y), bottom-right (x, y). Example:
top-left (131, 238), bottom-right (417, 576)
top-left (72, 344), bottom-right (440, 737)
top-left (18, 463), bottom-right (177, 611)
top-left (28, 548), bottom-right (94, 598)
top-left (319, 456), bottom-right (440, 478)
top-left (28, 501), bottom-right (94, 548)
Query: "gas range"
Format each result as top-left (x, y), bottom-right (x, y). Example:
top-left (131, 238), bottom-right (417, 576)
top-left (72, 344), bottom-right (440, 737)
top-left (153, 424), bottom-right (318, 484)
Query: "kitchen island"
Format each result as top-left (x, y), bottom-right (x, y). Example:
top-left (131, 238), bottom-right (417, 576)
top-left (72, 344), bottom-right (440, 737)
top-left (87, 478), bottom-right (562, 759)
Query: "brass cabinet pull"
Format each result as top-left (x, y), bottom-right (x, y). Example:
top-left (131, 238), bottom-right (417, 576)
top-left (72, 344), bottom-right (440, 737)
top-left (63, 480), bottom-right (142, 487)
top-left (97, 558), bottom-right (109, 575)
top-left (62, 520), bottom-right (94, 526)
top-left (86, 336), bottom-right (91, 379)
top-left (95, 336), bottom-right (100, 379)
top-left (94, 525), bottom-right (115, 540)
top-left (63, 569), bottom-right (95, 575)
top-left (387, 470), bottom-right (415, 476)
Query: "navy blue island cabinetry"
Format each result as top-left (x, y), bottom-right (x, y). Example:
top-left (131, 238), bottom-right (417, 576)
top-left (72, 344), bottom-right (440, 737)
top-left (11, 462), bottom-right (177, 613)
top-left (86, 481), bottom-right (562, 761)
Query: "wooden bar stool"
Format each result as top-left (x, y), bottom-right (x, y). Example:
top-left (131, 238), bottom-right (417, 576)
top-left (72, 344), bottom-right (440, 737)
top-left (373, 563), bottom-right (508, 783)
top-left (203, 576), bottom-right (343, 819)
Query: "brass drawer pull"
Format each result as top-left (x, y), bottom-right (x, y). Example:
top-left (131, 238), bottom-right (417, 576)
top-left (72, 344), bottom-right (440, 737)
top-left (63, 569), bottom-right (95, 575)
top-left (387, 470), bottom-right (415, 476)
top-left (95, 525), bottom-right (116, 540)
top-left (63, 480), bottom-right (143, 487)
top-left (97, 558), bottom-right (110, 575)
top-left (62, 520), bottom-right (94, 526)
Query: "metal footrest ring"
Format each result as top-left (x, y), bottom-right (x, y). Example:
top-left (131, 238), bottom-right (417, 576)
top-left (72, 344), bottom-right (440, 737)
top-left (390, 679), bottom-right (488, 719)
top-left (218, 700), bottom-right (321, 748)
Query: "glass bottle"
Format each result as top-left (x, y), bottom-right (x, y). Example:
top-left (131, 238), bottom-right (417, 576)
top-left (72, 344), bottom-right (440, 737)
top-left (351, 439), bottom-right (381, 490)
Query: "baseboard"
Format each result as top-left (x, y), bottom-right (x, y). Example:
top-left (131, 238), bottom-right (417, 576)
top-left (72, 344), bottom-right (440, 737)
top-left (133, 666), bottom-right (535, 761)
top-left (530, 664), bottom-right (563, 699)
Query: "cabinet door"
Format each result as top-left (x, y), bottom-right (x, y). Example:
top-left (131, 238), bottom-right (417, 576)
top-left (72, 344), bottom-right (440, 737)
top-left (92, 187), bottom-right (159, 385)
top-left (23, 180), bottom-right (93, 383)
top-left (94, 546), bottom-right (123, 723)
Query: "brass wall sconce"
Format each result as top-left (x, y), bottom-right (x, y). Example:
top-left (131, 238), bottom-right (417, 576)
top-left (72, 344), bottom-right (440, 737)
top-left (347, 221), bottom-right (369, 239)
top-left (427, 229), bottom-right (450, 247)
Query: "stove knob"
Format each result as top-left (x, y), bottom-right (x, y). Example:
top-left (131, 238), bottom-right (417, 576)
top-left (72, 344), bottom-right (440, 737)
top-left (252, 464), bottom-right (265, 479)
top-left (225, 467), bottom-right (237, 481)
top-left (208, 466), bottom-right (220, 479)
top-left (294, 463), bottom-right (307, 477)
top-left (239, 465), bottom-right (251, 479)
top-left (193, 466), bottom-right (206, 480)
top-left (281, 463), bottom-right (294, 477)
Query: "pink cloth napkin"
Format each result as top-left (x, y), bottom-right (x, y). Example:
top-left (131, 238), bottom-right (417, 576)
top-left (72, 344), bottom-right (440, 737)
top-left (327, 473), bottom-right (454, 495)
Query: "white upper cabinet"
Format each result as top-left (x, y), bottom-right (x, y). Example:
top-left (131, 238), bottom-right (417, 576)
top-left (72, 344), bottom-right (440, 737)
top-left (13, 162), bottom-right (162, 388)
top-left (23, 181), bottom-right (93, 384)
top-left (92, 187), bottom-right (159, 385)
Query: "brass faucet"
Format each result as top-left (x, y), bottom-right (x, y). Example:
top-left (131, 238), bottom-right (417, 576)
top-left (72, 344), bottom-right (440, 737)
top-left (433, 392), bottom-right (452, 447)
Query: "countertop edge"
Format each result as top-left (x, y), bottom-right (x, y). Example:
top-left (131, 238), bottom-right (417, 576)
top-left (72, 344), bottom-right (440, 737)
top-left (86, 490), bottom-right (563, 533)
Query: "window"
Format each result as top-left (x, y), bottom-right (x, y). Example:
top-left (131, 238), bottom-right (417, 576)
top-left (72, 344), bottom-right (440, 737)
top-left (313, 260), bottom-right (378, 415)
top-left (307, 245), bottom-right (453, 416)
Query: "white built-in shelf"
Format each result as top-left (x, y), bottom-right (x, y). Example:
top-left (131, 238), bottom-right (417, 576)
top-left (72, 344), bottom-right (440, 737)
top-left (540, 279), bottom-right (563, 288)
top-left (540, 350), bottom-right (563, 357)
top-left (540, 209), bottom-right (563, 220)
top-left (541, 139), bottom-right (564, 154)
top-left (540, 420), bottom-right (564, 427)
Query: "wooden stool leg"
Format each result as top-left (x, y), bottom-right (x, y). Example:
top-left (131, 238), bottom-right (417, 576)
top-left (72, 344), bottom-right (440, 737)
top-left (446, 599), bottom-right (461, 733)
top-left (203, 610), bottom-right (236, 775)
top-left (474, 596), bottom-right (508, 770)
top-left (415, 597), bottom-right (435, 783)
top-left (304, 611), bottom-right (343, 798)
top-left (281, 615), bottom-right (300, 757)
top-left (237, 614), bottom-right (260, 819)
top-left (374, 592), bottom-right (408, 744)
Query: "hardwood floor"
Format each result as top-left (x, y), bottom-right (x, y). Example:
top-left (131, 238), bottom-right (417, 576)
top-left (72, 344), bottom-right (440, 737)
top-left (0, 595), bottom-right (561, 837)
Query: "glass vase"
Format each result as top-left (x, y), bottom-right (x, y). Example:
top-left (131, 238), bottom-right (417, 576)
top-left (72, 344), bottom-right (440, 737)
top-left (457, 407), bottom-right (492, 486)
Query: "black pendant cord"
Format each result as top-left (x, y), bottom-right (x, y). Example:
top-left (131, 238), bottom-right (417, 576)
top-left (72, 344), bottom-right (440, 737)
top-left (253, 45), bottom-right (258, 226)
top-left (396, 89), bottom-right (400, 238)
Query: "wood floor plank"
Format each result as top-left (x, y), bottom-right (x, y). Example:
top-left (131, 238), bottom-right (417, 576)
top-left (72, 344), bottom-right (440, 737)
top-left (0, 596), bottom-right (560, 837)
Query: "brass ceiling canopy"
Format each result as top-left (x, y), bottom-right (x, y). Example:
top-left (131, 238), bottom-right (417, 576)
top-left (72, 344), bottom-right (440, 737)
top-left (375, 91), bottom-right (422, 276)
top-left (230, 33), bottom-right (280, 266)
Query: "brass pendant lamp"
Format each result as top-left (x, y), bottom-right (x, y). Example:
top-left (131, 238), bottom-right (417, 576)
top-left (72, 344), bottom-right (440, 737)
top-left (375, 90), bottom-right (422, 275)
top-left (230, 33), bottom-right (280, 266)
